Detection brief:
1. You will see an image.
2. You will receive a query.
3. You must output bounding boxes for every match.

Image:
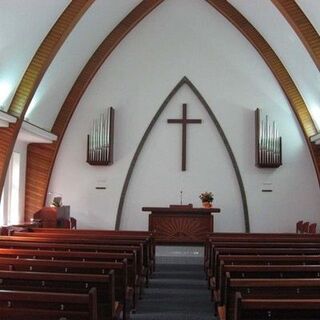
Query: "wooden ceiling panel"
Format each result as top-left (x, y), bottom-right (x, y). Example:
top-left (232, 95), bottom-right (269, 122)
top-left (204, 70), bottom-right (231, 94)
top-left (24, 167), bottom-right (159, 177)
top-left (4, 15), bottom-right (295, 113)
top-left (272, 0), bottom-right (320, 70)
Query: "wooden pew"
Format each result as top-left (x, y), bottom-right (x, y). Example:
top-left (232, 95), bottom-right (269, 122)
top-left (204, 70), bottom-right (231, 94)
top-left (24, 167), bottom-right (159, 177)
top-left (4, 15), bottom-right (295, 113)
top-left (0, 236), bottom-right (145, 292)
top-left (221, 276), bottom-right (320, 320)
top-left (212, 254), bottom-right (320, 297)
top-left (5, 233), bottom-right (150, 287)
top-left (207, 240), bottom-right (320, 277)
top-left (205, 233), bottom-right (320, 319)
top-left (234, 292), bottom-right (320, 320)
top-left (205, 233), bottom-right (320, 271)
top-left (11, 230), bottom-right (153, 275)
top-left (207, 246), bottom-right (320, 284)
top-left (210, 247), bottom-right (320, 285)
top-left (29, 228), bottom-right (155, 272)
top-left (0, 287), bottom-right (98, 320)
top-left (0, 269), bottom-right (117, 320)
top-left (0, 257), bottom-right (130, 320)
top-left (217, 264), bottom-right (320, 312)
top-left (0, 247), bottom-right (139, 305)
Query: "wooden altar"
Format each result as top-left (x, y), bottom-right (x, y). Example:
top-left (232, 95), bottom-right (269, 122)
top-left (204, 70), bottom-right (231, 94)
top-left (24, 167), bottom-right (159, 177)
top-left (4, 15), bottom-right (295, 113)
top-left (142, 204), bottom-right (220, 244)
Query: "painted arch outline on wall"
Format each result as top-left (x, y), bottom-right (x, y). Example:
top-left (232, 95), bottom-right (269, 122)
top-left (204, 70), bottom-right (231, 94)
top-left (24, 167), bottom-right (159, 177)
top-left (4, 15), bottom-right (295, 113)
top-left (115, 76), bottom-right (250, 232)
top-left (24, 0), bottom-right (319, 222)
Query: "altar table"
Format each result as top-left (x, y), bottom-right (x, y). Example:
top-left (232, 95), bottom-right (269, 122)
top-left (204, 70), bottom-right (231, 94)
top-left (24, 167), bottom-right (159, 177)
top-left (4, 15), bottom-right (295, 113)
top-left (142, 204), bottom-right (220, 245)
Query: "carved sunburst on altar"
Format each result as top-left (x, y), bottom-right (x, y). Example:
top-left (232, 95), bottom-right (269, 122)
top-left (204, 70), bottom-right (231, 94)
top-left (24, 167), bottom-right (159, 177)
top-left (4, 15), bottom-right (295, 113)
top-left (154, 217), bottom-right (210, 241)
top-left (143, 205), bottom-right (220, 244)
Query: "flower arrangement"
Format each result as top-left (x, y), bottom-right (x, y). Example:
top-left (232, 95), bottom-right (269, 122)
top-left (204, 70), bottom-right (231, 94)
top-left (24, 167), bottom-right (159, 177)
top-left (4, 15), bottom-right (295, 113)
top-left (199, 191), bottom-right (214, 203)
top-left (51, 196), bottom-right (62, 207)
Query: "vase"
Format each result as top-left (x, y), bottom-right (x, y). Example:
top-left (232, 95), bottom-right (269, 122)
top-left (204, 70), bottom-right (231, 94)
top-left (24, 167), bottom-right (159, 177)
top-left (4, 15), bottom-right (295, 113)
top-left (202, 201), bottom-right (212, 208)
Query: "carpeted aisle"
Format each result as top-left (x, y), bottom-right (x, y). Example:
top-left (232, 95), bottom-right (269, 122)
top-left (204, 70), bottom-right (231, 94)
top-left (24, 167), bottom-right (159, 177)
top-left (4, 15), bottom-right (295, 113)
top-left (132, 264), bottom-right (216, 320)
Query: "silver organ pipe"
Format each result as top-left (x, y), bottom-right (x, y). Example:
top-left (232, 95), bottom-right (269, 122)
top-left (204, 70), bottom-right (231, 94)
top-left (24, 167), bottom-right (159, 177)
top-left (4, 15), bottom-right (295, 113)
top-left (87, 107), bottom-right (114, 165)
top-left (255, 108), bottom-right (282, 168)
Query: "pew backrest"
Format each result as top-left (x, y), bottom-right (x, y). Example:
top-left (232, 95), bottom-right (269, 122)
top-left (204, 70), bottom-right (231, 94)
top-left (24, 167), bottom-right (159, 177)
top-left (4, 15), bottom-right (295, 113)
top-left (212, 247), bottom-right (320, 279)
top-left (0, 287), bottom-right (98, 320)
top-left (219, 263), bottom-right (320, 308)
top-left (225, 276), bottom-right (320, 320)
top-left (234, 292), bottom-right (320, 320)
top-left (0, 269), bottom-right (115, 319)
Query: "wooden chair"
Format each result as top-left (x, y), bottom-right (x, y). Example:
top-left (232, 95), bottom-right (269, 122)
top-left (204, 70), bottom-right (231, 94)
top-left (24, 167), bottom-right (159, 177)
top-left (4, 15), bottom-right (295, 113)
top-left (296, 220), bottom-right (303, 233)
top-left (70, 217), bottom-right (77, 229)
top-left (301, 221), bottom-right (310, 233)
top-left (0, 226), bottom-right (9, 236)
top-left (308, 223), bottom-right (317, 234)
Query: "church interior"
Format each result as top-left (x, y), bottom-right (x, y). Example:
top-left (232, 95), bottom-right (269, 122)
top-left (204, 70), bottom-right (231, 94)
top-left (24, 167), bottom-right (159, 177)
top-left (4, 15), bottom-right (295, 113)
top-left (0, 0), bottom-right (319, 319)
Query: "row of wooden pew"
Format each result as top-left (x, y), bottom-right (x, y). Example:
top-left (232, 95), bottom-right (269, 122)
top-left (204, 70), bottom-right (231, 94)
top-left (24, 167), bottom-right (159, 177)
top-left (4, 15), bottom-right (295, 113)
top-left (204, 232), bottom-right (320, 320)
top-left (0, 227), bottom-right (155, 320)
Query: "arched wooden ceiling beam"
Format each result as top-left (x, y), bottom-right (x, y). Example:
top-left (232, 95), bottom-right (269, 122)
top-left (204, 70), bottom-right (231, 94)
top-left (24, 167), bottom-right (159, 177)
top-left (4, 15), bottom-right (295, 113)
top-left (206, 0), bottom-right (319, 184)
top-left (51, 0), bottom-right (165, 137)
top-left (0, 0), bottom-right (94, 199)
top-left (25, 0), bottom-right (320, 221)
top-left (272, 0), bottom-right (320, 71)
top-left (24, 0), bottom-right (165, 219)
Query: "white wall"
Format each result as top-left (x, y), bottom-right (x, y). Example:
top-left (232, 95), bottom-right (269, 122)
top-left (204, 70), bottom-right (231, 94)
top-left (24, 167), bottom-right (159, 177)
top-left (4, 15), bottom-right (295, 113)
top-left (49, 0), bottom-right (320, 232)
top-left (0, 0), bottom-right (69, 109)
top-left (229, 0), bottom-right (320, 129)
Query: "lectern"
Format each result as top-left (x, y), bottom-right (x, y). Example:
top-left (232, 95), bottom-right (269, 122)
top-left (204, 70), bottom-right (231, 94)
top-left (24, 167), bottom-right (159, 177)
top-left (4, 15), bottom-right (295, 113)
top-left (142, 204), bottom-right (220, 244)
top-left (33, 206), bottom-right (71, 228)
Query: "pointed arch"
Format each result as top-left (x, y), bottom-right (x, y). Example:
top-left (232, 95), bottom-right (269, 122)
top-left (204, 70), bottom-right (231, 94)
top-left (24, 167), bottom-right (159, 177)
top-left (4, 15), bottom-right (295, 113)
top-left (115, 77), bottom-right (250, 232)
top-left (25, 0), bottom-right (319, 222)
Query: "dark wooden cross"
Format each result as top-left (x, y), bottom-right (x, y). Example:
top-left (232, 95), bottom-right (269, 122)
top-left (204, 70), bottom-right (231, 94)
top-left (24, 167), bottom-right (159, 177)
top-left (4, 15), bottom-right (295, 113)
top-left (167, 103), bottom-right (202, 171)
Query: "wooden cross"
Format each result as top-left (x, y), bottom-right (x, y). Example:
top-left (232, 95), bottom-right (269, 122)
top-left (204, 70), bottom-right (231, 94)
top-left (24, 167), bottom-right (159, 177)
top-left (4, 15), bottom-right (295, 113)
top-left (167, 103), bottom-right (202, 171)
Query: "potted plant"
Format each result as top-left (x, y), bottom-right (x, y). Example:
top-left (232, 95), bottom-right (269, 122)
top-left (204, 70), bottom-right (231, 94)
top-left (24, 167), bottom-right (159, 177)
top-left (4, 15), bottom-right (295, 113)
top-left (50, 196), bottom-right (62, 207)
top-left (199, 191), bottom-right (214, 208)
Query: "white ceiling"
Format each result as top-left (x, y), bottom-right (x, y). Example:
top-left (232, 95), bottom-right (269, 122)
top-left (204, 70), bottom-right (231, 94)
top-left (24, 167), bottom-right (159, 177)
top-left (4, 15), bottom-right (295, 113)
top-left (0, 0), bottom-right (319, 131)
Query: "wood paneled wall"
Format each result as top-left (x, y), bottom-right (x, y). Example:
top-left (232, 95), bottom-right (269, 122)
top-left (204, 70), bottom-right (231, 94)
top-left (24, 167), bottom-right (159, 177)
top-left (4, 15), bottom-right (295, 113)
top-left (25, 143), bottom-right (56, 220)
top-left (0, 124), bottom-right (16, 179)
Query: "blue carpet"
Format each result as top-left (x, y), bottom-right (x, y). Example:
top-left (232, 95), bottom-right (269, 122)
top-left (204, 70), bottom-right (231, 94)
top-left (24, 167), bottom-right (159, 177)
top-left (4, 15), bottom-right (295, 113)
top-left (132, 264), bottom-right (216, 320)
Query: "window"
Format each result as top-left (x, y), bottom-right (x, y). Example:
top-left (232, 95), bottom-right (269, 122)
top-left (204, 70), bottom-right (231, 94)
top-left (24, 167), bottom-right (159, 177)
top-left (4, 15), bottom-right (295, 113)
top-left (0, 190), bottom-right (4, 225)
top-left (8, 152), bottom-right (20, 225)
top-left (0, 152), bottom-right (21, 226)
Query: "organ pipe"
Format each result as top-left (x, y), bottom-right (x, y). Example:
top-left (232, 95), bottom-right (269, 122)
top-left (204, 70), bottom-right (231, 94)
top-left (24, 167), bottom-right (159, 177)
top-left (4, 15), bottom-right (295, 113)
top-left (255, 108), bottom-right (282, 168)
top-left (87, 107), bottom-right (114, 165)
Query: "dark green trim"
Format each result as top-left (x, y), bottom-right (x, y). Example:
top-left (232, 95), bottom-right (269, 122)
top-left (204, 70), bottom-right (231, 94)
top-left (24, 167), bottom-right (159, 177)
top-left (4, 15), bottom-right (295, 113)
top-left (115, 76), bottom-right (250, 232)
